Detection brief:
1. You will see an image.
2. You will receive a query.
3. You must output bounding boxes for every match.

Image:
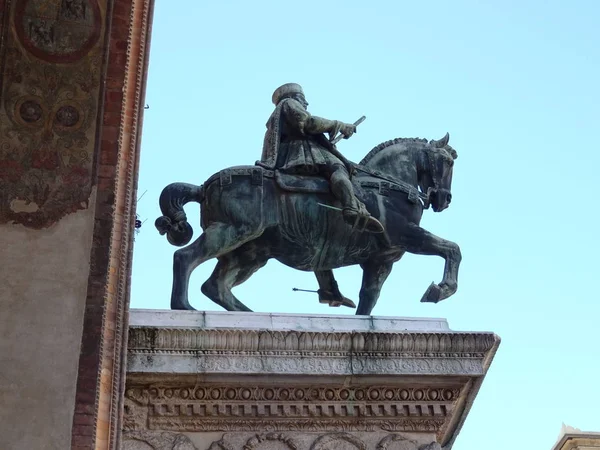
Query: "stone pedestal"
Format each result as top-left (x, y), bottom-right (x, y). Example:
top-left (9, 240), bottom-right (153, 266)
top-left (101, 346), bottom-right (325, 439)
top-left (123, 310), bottom-right (499, 450)
top-left (552, 425), bottom-right (600, 450)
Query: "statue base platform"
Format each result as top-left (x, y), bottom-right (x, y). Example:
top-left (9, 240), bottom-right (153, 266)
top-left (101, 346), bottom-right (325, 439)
top-left (123, 310), bottom-right (500, 450)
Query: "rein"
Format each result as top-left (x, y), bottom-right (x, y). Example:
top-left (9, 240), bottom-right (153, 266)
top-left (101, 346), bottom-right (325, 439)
top-left (351, 163), bottom-right (430, 207)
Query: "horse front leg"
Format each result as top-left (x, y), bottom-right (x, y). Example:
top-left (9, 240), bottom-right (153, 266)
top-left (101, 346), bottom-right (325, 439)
top-left (398, 223), bottom-right (462, 304)
top-left (355, 261), bottom-right (393, 315)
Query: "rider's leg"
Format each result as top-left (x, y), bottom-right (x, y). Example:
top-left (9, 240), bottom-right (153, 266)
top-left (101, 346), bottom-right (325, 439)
top-left (326, 164), bottom-right (384, 233)
top-left (328, 164), bottom-right (359, 212)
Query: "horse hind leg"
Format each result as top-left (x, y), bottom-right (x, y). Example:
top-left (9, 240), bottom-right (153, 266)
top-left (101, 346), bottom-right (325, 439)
top-left (355, 261), bottom-right (394, 315)
top-left (171, 222), bottom-right (263, 310)
top-left (201, 243), bottom-right (269, 312)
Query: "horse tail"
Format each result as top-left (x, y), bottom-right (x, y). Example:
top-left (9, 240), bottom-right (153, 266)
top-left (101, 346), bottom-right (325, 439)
top-left (155, 182), bottom-right (204, 247)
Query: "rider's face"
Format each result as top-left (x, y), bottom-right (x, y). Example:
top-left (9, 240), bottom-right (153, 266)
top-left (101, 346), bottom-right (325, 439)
top-left (295, 94), bottom-right (309, 109)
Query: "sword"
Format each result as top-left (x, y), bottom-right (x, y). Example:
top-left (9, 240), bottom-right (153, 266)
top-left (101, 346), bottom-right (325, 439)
top-left (317, 202), bottom-right (343, 212)
top-left (331, 115), bottom-right (366, 145)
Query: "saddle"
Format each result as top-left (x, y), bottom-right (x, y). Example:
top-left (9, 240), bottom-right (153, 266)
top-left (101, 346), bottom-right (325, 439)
top-left (206, 164), bottom-right (422, 206)
top-left (204, 165), bottom-right (420, 234)
top-left (274, 171), bottom-right (330, 194)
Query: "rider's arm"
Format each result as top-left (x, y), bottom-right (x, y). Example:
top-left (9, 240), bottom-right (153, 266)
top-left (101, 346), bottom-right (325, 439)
top-left (283, 99), bottom-right (340, 136)
top-left (305, 116), bottom-right (342, 137)
top-left (284, 99), bottom-right (354, 139)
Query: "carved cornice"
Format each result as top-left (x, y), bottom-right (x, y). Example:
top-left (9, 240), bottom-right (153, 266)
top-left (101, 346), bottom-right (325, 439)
top-left (129, 328), bottom-right (496, 354)
top-left (128, 327), bottom-right (497, 376)
top-left (123, 383), bottom-right (460, 434)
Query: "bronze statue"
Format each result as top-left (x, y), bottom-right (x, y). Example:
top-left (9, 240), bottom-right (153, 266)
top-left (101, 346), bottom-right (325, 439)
top-left (260, 83), bottom-right (383, 233)
top-left (156, 83), bottom-right (460, 315)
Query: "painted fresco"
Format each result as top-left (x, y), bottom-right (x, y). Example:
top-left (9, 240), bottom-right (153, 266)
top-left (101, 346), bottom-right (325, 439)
top-left (0, 0), bottom-right (107, 228)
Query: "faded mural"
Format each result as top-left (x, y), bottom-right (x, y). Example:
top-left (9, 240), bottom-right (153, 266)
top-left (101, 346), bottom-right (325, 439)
top-left (0, 0), bottom-right (106, 228)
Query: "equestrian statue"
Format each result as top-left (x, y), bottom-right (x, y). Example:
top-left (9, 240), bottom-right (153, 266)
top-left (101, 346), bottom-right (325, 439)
top-left (155, 83), bottom-right (460, 315)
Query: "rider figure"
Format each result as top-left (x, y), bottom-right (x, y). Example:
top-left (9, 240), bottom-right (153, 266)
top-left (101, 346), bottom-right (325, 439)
top-left (260, 83), bottom-right (383, 233)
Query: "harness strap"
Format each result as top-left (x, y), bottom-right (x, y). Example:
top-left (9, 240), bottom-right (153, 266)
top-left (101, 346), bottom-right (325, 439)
top-left (204, 165), bottom-right (428, 207)
top-left (354, 164), bottom-right (428, 205)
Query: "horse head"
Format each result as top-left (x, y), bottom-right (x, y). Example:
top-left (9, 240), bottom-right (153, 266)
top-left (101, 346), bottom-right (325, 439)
top-left (421, 133), bottom-right (457, 212)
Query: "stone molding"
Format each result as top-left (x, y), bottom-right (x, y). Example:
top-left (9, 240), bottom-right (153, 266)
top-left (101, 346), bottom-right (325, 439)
top-left (128, 327), bottom-right (496, 377)
top-left (102, 0), bottom-right (153, 447)
top-left (128, 327), bottom-right (495, 354)
top-left (128, 310), bottom-right (451, 332)
top-left (552, 431), bottom-right (600, 450)
top-left (124, 383), bottom-right (460, 433)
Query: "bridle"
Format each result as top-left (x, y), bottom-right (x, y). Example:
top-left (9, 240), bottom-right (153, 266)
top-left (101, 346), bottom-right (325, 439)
top-left (422, 147), bottom-right (452, 207)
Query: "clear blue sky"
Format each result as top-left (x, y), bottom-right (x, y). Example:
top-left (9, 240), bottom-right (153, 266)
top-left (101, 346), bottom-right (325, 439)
top-left (131, 1), bottom-right (600, 448)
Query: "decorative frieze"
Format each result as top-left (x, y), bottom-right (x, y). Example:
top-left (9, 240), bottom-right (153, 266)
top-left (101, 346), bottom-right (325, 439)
top-left (122, 431), bottom-right (442, 450)
top-left (129, 327), bottom-right (496, 355)
top-left (124, 383), bottom-right (460, 434)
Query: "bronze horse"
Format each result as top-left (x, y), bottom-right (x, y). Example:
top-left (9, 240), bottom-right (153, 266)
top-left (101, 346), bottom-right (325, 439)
top-left (155, 134), bottom-right (459, 315)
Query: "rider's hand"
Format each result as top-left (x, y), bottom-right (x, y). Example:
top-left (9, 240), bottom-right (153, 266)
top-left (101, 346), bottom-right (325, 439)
top-left (340, 123), bottom-right (356, 139)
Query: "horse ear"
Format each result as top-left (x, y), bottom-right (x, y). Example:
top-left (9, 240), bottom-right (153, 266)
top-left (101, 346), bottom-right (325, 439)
top-left (430, 132), bottom-right (450, 148)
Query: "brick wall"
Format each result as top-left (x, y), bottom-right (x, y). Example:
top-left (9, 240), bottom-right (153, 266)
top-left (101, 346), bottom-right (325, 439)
top-left (71, 0), bottom-right (154, 448)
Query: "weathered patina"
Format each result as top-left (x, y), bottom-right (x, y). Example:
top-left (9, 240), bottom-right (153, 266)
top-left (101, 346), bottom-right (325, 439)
top-left (156, 84), bottom-right (459, 315)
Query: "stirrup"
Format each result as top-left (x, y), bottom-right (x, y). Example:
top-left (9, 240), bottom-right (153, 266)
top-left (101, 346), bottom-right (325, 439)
top-left (342, 208), bottom-right (384, 233)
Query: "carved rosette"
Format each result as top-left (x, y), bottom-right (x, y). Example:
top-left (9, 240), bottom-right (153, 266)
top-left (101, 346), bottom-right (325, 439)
top-left (0, 0), bottom-right (105, 227)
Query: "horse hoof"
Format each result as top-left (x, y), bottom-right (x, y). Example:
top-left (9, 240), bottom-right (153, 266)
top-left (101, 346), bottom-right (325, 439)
top-left (318, 290), bottom-right (356, 308)
top-left (420, 283), bottom-right (441, 303)
top-left (171, 302), bottom-right (196, 311)
top-left (332, 297), bottom-right (356, 308)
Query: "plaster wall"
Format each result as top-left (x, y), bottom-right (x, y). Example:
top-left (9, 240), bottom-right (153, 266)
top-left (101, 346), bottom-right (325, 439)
top-left (0, 192), bottom-right (96, 450)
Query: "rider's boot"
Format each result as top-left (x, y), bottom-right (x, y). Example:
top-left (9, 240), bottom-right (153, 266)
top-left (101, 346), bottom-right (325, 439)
top-left (330, 168), bottom-right (384, 233)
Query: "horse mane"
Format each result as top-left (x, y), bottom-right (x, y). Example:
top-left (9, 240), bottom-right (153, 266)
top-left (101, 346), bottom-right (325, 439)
top-left (360, 137), bottom-right (428, 165)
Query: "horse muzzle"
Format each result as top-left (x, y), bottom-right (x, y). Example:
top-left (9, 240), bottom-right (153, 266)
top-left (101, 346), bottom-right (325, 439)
top-left (428, 188), bottom-right (452, 212)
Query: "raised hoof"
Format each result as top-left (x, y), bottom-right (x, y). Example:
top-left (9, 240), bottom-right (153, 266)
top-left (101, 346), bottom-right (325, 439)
top-left (420, 282), bottom-right (442, 303)
top-left (318, 290), bottom-right (357, 308)
top-left (330, 296), bottom-right (357, 308)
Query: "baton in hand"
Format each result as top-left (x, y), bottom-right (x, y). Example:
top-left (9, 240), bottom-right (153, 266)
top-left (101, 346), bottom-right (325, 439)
top-left (331, 115), bottom-right (366, 145)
